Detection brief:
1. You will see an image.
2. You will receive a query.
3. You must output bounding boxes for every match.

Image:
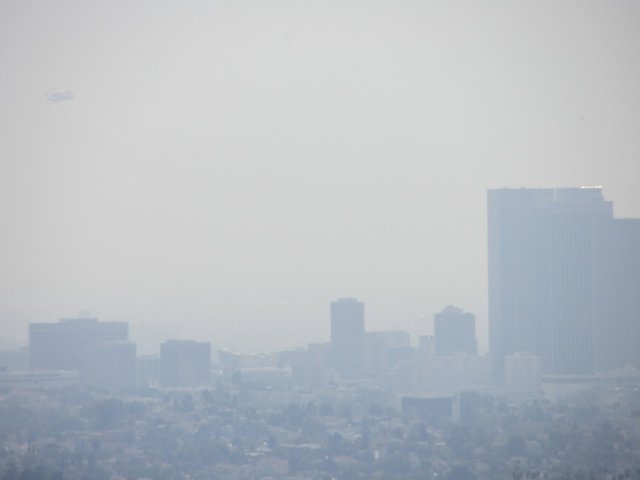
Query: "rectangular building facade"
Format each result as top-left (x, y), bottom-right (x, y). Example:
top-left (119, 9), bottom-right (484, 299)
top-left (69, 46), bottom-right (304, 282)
top-left (434, 305), bottom-right (477, 356)
top-left (330, 298), bottom-right (365, 379)
top-left (29, 318), bottom-right (129, 371)
top-left (488, 187), bottom-right (620, 380)
top-left (592, 217), bottom-right (640, 373)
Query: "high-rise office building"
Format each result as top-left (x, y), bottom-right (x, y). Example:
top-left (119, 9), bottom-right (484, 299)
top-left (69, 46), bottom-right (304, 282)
top-left (29, 318), bottom-right (129, 371)
top-left (592, 216), bottom-right (640, 373)
top-left (434, 305), bottom-right (477, 356)
top-left (487, 187), bottom-right (635, 380)
top-left (330, 298), bottom-right (365, 378)
top-left (160, 340), bottom-right (211, 388)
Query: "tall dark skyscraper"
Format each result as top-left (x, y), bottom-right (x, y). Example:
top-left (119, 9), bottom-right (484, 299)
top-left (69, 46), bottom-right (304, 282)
top-left (330, 298), bottom-right (365, 379)
top-left (487, 187), bottom-right (640, 380)
top-left (434, 305), bottom-right (477, 356)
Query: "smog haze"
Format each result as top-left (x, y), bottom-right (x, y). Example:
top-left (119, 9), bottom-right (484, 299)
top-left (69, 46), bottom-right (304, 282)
top-left (1, 0), bottom-right (639, 353)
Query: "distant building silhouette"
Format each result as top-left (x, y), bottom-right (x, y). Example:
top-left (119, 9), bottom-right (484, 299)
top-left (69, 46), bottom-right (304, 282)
top-left (29, 317), bottom-right (128, 370)
top-left (434, 305), bottom-right (477, 356)
top-left (160, 340), bottom-right (211, 388)
top-left (28, 317), bottom-right (135, 391)
top-left (592, 214), bottom-right (640, 372)
top-left (330, 298), bottom-right (364, 378)
top-left (488, 187), bottom-right (640, 380)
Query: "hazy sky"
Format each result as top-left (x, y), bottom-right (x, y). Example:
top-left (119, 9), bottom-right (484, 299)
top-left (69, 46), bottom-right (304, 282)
top-left (1, 0), bottom-right (639, 354)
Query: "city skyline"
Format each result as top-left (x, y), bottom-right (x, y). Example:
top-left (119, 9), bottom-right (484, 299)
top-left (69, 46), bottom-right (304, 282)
top-left (3, 184), bottom-right (638, 357)
top-left (2, 1), bottom-right (640, 354)
top-left (2, 2), bottom-right (640, 478)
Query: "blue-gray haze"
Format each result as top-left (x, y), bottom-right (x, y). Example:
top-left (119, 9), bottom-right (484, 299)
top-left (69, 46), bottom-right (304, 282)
top-left (1, 0), bottom-right (639, 353)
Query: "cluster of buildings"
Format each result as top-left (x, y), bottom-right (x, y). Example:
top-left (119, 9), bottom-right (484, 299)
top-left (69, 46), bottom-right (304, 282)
top-left (1, 187), bottom-right (639, 403)
top-left (0, 318), bottom-right (211, 392)
top-left (0, 301), bottom-right (537, 405)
